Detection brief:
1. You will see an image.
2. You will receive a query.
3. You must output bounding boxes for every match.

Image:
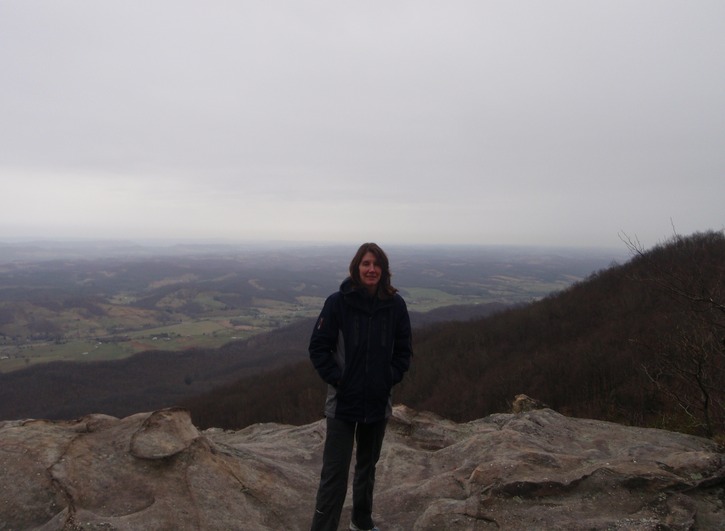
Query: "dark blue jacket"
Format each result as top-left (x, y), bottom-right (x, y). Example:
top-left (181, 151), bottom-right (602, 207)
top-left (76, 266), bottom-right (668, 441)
top-left (309, 278), bottom-right (413, 423)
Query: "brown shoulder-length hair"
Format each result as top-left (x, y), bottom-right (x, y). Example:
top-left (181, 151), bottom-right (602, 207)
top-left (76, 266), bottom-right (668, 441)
top-left (349, 242), bottom-right (398, 297)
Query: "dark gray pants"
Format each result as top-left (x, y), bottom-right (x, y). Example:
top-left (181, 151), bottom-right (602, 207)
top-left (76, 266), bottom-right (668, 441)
top-left (310, 417), bottom-right (388, 531)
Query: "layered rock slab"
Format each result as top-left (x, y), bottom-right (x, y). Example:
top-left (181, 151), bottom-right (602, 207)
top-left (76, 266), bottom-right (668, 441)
top-left (1, 406), bottom-right (723, 530)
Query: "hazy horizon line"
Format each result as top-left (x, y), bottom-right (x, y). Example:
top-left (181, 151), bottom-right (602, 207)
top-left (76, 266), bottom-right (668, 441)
top-left (0, 235), bottom-right (636, 252)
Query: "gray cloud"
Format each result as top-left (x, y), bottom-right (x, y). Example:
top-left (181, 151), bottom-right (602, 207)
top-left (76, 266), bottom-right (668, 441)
top-left (1, 1), bottom-right (723, 248)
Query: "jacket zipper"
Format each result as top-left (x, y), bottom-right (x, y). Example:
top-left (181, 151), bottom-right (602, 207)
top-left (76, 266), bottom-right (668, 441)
top-left (364, 313), bottom-right (373, 423)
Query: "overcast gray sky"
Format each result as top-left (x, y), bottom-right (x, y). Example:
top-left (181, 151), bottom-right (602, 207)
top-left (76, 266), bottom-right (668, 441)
top-left (1, 1), bottom-right (723, 249)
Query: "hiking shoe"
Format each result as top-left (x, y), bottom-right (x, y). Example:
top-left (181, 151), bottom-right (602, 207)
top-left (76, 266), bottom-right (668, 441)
top-left (349, 523), bottom-right (379, 531)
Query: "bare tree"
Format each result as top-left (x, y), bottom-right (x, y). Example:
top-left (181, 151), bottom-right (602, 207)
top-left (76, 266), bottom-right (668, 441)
top-left (621, 230), bottom-right (725, 437)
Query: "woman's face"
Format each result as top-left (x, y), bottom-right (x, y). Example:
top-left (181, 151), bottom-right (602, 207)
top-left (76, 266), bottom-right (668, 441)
top-left (358, 251), bottom-right (382, 293)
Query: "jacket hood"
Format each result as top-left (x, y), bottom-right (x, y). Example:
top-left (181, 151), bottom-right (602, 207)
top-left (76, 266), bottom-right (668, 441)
top-left (340, 276), bottom-right (357, 295)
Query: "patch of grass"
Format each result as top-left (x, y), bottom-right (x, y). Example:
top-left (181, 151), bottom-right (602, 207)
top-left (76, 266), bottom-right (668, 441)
top-left (402, 288), bottom-right (462, 312)
top-left (0, 338), bottom-right (138, 371)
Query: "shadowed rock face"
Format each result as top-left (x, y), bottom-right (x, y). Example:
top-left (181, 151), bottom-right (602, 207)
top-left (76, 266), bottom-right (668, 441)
top-left (1, 406), bottom-right (723, 530)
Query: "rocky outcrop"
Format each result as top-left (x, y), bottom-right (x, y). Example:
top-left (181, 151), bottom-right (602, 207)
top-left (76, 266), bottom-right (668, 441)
top-left (1, 405), bottom-right (723, 530)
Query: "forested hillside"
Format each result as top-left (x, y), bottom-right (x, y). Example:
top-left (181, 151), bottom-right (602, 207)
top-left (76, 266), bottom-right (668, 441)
top-left (0, 319), bottom-right (313, 419)
top-left (184, 231), bottom-right (725, 439)
top-left (0, 303), bottom-right (503, 420)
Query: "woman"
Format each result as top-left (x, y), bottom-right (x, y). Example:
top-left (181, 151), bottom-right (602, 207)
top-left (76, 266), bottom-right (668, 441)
top-left (309, 243), bottom-right (413, 531)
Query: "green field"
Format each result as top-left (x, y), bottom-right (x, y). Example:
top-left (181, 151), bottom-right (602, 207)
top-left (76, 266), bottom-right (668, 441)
top-left (0, 296), bottom-right (328, 372)
top-left (0, 291), bottom-right (498, 372)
